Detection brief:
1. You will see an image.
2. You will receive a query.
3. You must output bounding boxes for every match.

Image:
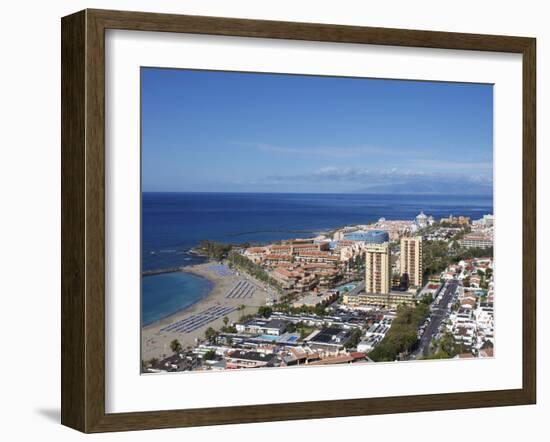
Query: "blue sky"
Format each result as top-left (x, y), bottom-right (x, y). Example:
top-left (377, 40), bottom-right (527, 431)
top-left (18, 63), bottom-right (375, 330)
top-left (141, 68), bottom-right (493, 194)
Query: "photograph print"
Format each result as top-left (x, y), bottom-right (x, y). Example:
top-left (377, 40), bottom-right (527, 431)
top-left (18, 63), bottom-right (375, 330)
top-left (140, 68), bottom-right (494, 374)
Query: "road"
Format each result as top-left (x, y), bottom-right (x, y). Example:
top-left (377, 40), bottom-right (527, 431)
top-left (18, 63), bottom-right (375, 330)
top-left (413, 279), bottom-right (459, 358)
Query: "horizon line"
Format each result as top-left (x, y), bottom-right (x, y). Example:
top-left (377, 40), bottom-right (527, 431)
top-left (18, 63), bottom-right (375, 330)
top-left (141, 190), bottom-right (493, 197)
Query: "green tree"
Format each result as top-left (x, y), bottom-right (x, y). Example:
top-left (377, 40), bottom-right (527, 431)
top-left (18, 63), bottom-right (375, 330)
top-left (438, 332), bottom-right (453, 355)
top-left (258, 306), bottom-right (273, 318)
top-left (204, 327), bottom-right (218, 343)
top-left (344, 328), bottom-right (363, 349)
top-left (419, 293), bottom-right (433, 305)
top-left (424, 331), bottom-right (464, 359)
top-left (285, 322), bottom-right (297, 333)
top-left (314, 303), bottom-right (327, 316)
top-left (221, 324), bottom-right (238, 333)
top-left (238, 313), bottom-right (254, 322)
top-left (298, 325), bottom-right (315, 340)
top-left (422, 238), bottom-right (493, 278)
top-left (198, 240), bottom-right (232, 260)
top-left (203, 350), bottom-right (217, 361)
top-left (170, 339), bottom-right (182, 354)
top-left (227, 251), bottom-right (282, 292)
top-left (368, 304), bottom-right (429, 362)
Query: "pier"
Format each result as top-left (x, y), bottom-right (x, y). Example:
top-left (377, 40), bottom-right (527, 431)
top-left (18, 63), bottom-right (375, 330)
top-left (142, 267), bottom-right (184, 277)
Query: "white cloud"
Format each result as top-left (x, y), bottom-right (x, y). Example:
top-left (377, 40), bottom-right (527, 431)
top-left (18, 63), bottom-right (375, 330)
top-left (408, 159), bottom-right (493, 172)
top-left (266, 166), bottom-right (492, 186)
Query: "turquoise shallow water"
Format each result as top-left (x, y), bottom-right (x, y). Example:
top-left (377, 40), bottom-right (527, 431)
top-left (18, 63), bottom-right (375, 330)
top-left (336, 283), bottom-right (358, 292)
top-left (141, 272), bottom-right (213, 326)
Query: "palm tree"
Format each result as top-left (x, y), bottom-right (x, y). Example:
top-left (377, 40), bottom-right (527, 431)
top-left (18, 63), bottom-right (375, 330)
top-left (204, 327), bottom-right (218, 343)
top-left (170, 339), bottom-right (182, 354)
top-left (223, 316), bottom-right (229, 327)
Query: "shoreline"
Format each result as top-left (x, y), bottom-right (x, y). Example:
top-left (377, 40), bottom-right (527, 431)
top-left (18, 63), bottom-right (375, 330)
top-left (141, 271), bottom-right (214, 328)
top-left (141, 261), bottom-right (274, 361)
top-left (141, 263), bottom-right (223, 331)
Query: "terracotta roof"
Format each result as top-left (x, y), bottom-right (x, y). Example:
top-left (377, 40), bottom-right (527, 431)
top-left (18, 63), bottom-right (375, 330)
top-left (273, 267), bottom-right (300, 278)
top-left (296, 250), bottom-right (330, 256)
top-left (264, 254), bottom-right (293, 260)
top-left (270, 245), bottom-right (292, 251)
top-left (308, 355), bottom-right (354, 365)
top-left (350, 352), bottom-right (366, 360)
top-left (302, 263), bottom-right (334, 269)
top-left (246, 247), bottom-right (267, 253)
top-left (289, 348), bottom-right (307, 359)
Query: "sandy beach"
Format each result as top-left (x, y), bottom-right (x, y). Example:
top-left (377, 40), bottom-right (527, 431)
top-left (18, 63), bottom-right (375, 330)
top-left (141, 262), bottom-right (278, 362)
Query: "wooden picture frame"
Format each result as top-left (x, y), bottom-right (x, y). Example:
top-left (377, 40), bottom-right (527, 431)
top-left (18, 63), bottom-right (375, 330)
top-left (61, 8), bottom-right (536, 433)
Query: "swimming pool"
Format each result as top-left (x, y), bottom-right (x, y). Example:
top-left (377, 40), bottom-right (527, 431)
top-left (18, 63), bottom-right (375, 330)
top-left (336, 283), bottom-right (357, 293)
top-left (257, 335), bottom-right (279, 342)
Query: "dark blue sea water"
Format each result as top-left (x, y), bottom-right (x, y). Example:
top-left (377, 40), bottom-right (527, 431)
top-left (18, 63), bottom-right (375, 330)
top-left (142, 192), bottom-right (493, 324)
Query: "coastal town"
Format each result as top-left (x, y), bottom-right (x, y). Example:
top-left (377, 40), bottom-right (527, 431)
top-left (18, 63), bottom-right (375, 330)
top-left (142, 211), bottom-right (495, 373)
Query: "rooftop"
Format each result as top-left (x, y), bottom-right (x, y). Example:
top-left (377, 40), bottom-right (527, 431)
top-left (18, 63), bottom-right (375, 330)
top-left (308, 327), bottom-right (351, 344)
top-left (227, 350), bottom-right (277, 363)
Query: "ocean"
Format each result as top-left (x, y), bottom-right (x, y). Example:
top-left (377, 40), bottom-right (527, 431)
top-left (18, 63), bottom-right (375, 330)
top-left (142, 272), bottom-right (213, 325)
top-left (141, 192), bottom-right (493, 325)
